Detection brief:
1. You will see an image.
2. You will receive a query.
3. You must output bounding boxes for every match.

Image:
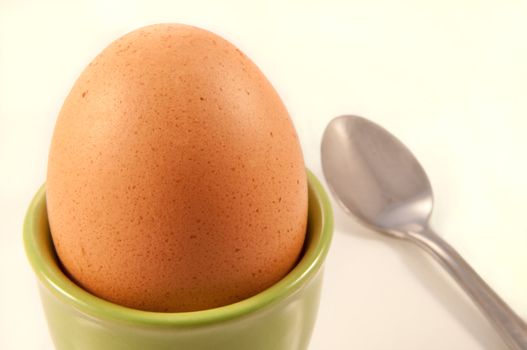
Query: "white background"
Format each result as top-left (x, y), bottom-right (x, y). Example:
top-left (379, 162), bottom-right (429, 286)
top-left (1, 1), bottom-right (526, 349)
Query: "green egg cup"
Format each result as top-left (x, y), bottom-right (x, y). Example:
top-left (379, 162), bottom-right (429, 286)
top-left (24, 170), bottom-right (333, 350)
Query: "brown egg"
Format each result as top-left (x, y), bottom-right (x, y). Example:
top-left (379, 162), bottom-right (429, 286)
top-left (46, 24), bottom-right (307, 312)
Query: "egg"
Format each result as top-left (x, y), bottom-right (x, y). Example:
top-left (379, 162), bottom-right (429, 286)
top-left (46, 24), bottom-right (307, 312)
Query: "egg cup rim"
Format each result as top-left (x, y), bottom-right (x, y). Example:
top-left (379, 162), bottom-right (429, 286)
top-left (23, 169), bottom-right (333, 327)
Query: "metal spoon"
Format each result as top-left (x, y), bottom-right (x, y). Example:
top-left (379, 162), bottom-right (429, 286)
top-left (321, 115), bottom-right (527, 350)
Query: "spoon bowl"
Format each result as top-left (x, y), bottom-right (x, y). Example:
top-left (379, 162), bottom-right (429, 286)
top-left (321, 115), bottom-right (433, 236)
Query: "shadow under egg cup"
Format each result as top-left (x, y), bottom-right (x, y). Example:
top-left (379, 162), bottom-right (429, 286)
top-left (24, 170), bottom-right (333, 350)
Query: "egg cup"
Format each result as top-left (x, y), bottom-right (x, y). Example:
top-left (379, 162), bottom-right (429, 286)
top-left (24, 170), bottom-right (333, 350)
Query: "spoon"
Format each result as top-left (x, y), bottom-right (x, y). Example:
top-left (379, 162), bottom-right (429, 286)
top-left (321, 115), bottom-right (527, 350)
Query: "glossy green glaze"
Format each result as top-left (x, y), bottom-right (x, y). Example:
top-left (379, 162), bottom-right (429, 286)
top-left (24, 171), bottom-right (333, 350)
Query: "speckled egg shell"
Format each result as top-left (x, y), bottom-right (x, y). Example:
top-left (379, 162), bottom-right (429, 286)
top-left (46, 24), bottom-right (308, 312)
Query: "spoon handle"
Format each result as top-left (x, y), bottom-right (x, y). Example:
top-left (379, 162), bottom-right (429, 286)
top-left (408, 227), bottom-right (527, 350)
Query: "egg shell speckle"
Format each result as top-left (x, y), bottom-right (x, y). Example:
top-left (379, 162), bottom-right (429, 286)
top-left (46, 24), bottom-right (308, 312)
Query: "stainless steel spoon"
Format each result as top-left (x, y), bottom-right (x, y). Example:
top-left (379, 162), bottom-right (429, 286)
top-left (321, 115), bottom-right (527, 350)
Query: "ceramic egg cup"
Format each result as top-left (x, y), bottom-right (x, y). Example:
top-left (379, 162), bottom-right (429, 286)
top-left (24, 170), bottom-right (333, 350)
